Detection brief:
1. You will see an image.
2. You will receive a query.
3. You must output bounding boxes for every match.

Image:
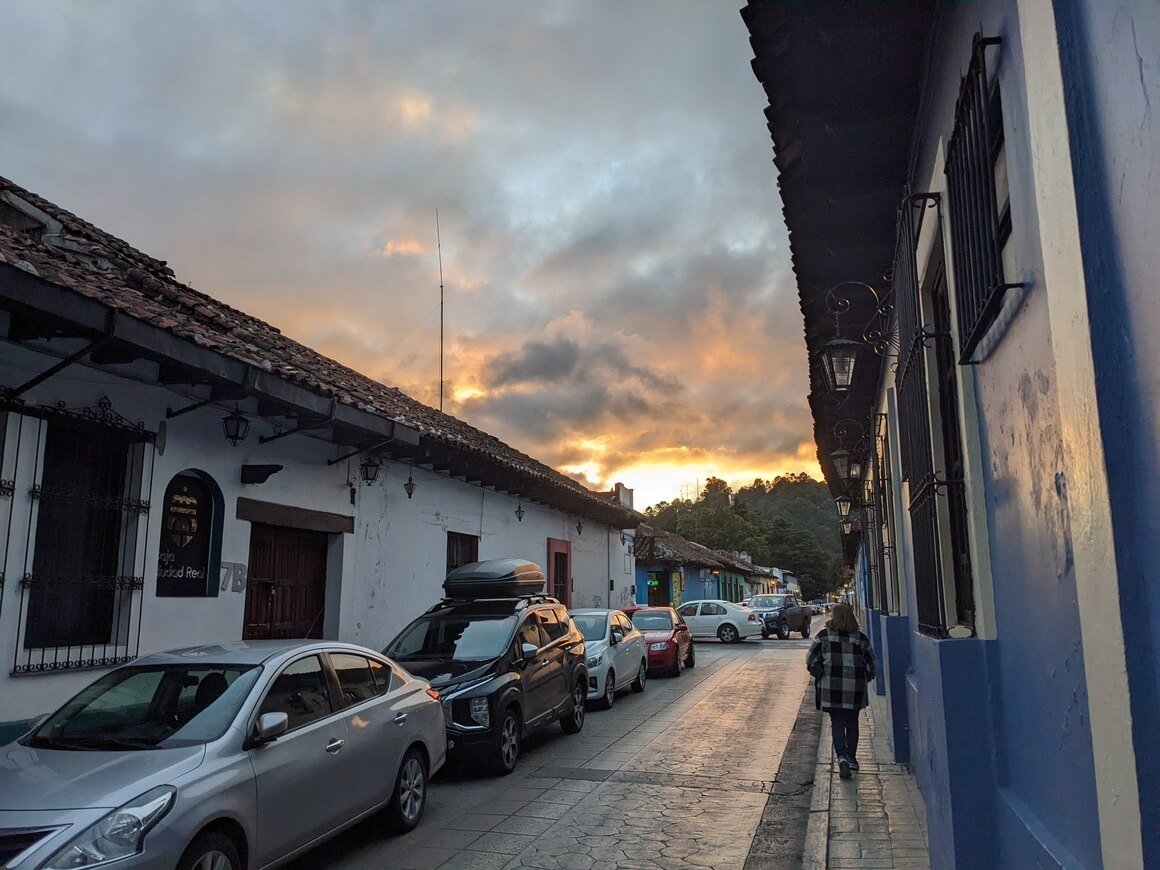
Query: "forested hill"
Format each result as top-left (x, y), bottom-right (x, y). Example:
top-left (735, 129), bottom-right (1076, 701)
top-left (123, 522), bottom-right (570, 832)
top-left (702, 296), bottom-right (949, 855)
top-left (642, 473), bottom-right (843, 599)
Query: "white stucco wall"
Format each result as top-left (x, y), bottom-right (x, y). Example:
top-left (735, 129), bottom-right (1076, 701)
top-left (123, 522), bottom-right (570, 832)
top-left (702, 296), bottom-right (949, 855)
top-left (0, 347), bottom-right (633, 724)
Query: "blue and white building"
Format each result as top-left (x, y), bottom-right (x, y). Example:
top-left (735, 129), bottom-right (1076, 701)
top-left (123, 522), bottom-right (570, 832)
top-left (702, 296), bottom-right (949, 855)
top-left (745, 2), bottom-right (1157, 867)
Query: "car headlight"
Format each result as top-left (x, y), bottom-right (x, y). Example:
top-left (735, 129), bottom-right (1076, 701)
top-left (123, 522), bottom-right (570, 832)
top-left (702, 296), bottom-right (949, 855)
top-left (469, 696), bottom-right (490, 727)
top-left (648, 642), bottom-right (670, 651)
top-left (45, 785), bottom-right (175, 868)
top-left (586, 654), bottom-right (604, 668)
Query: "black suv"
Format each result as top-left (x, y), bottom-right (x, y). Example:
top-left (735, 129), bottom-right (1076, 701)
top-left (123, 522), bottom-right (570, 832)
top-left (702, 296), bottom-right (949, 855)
top-left (383, 559), bottom-right (588, 775)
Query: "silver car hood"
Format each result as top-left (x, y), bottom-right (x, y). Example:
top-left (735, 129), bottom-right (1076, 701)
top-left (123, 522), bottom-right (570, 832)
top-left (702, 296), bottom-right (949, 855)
top-left (0, 741), bottom-right (206, 810)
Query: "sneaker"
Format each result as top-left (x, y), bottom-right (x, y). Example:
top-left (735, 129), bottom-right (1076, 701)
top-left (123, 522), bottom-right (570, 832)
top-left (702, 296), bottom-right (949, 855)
top-left (838, 758), bottom-right (851, 780)
top-left (848, 757), bottom-right (860, 771)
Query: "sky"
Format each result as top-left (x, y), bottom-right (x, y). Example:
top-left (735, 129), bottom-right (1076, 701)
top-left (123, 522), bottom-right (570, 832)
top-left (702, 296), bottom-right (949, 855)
top-left (0, 1), bottom-right (818, 509)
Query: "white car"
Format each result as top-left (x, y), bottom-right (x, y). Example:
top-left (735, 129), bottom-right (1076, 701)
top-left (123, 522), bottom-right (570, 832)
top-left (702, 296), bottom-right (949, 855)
top-left (569, 609), bottom-right (648, 709)
top-left (675, 599), bottom-right (764, 643)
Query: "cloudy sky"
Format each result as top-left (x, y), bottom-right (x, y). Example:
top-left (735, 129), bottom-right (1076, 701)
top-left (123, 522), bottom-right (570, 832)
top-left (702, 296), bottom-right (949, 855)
top-left (1, 1), bottom-right (817, 508)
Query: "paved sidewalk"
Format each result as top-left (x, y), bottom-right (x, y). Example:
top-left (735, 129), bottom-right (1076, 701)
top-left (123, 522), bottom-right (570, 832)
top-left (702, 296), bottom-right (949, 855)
top-left (802, 693), bottom-right (930, 870)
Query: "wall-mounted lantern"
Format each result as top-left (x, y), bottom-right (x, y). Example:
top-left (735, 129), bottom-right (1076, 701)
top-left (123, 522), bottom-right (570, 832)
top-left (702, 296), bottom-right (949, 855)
top-left (402, 470), bottom-right (416, 498)
top-left (221, 410), bottom-right (250, 446)
top-left (576, 521), bottom-right (583, 536)
top-left (515, 502), bottom-right (525, 522)
top-left (835, 494), bottom-right (853, 518)
top-left (359, 456), bottom-right (382, 486)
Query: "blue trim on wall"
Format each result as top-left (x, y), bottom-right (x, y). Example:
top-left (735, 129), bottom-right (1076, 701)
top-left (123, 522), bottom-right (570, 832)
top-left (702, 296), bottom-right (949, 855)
top-left (879, 613), bottom-right (911, 764)
top-left (865, 607), bottom-right (886, 696)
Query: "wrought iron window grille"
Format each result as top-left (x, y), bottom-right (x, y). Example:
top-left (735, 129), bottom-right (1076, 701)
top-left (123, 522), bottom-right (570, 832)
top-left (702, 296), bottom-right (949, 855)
top-left (945, 34), bottom-right (1025, 365)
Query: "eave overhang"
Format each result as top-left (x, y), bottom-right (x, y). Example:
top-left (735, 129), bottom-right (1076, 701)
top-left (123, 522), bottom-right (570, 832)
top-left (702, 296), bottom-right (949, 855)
top-left (742, 1), bottom-right (934, 496)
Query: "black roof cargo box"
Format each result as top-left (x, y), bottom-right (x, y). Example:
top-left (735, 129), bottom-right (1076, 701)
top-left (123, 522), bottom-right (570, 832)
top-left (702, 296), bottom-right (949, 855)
top-left (443, 558), bottom-right (546, 598)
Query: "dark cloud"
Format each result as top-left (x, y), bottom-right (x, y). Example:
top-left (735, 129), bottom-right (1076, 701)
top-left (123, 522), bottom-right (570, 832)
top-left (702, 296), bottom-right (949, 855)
top-left (0, 0), bottom-right (818, 507)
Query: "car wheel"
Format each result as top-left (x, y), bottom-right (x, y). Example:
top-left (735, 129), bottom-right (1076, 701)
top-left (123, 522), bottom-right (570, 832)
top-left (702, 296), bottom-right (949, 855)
top-left (776, 619), bottom-right (789, 640)
top-left (717, 623), bottom-right (738, 644)
top-left (685, 647), bottom-right (696, 669)
top-left (598, 669), bottom-right (616, 709)
top-left (561, 680), bottom-right (587, 733)
top-left (632, 660), bottom-right (647, 692)
top-left (177, 832), bottom-right (241, 870)
top-left (761, 630), bottom-right (769, 639)
top-left (489, 706), bottom-right (521, 775)
top-left (385, 747), bottom-right (428, 833)
top-left (801, 620), bottom-right (811, 639)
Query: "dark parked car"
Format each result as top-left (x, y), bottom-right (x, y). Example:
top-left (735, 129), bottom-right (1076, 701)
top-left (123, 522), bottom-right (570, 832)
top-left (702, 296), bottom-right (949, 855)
top-left (383, 559), bottom-right (588, 776)
top-left (623, 606), bottom-right (695, 677)
top-left (749, 594), bottom-right (812, 639)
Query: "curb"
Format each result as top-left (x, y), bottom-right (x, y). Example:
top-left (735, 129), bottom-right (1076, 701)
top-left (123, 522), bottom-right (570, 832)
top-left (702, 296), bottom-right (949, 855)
top-left (801, 711), bottom-right (832, 869)
top-left (744, 682), bottom-right (824, 870)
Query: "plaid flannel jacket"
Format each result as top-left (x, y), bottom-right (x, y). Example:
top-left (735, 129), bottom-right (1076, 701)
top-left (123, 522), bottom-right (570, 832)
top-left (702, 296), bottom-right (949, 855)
top-left (806, 628), bottom-right (876, 711)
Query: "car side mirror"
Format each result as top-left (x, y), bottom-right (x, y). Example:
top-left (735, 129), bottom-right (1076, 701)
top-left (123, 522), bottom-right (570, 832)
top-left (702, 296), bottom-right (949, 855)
top-left (254, 711), bottom-right (289, 743)
top-left (520, 642), bottom-right (538, 663)
top-left (610, 631), bottom-right (623, 646)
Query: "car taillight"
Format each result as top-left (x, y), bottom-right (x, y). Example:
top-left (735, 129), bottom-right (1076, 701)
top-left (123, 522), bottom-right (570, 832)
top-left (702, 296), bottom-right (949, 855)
top-left (426, 688), bottom-right (441, 701)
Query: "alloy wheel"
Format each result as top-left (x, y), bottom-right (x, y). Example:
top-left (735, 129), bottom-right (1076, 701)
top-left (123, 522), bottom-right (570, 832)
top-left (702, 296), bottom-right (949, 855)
top-left (500, 714), bottom-right (520, 768)
top-left (193, 852), bottom-right (233, 870)
top-left (573, 686), bottom-right (586, 727)
top-left (398, 756), bottom-right (426, 823)
top-left (636, 662), bottom-right (646, 691)
top-left (604, 672), bottom-right (616, 707)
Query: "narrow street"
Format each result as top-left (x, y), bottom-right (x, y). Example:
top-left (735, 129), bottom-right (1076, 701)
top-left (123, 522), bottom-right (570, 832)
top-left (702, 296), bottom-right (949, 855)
top-left (294, 637), bottom-right (813, 869)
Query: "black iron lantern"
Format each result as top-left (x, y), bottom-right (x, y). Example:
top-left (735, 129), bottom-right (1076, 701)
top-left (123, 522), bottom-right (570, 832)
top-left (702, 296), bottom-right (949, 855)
top-left (402, 471), bottom-right (416, 498)
top-left (515, 502), bottom-right (525, 522)
top-left (820, 338), bottom-right (860, 395)
top-left (849, 460), bottom-right (863, 479)
top-left (830, 448), bottom-right (852, 481)
top-left (576, 521), bottom-right (583, 536)
top-left (835, 494), bottom-right (853, 518)
top-left (359, 456), bottom-right (382, 485)
top-left (841, 517), bottom-right (855, 535)
top-left (221, 410), bottom-right (250, 446)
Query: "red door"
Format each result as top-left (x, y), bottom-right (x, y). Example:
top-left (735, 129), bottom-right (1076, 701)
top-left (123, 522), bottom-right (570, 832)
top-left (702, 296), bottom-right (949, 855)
top-left (244, 524), bottom-right (329, 640)
top-left (547, 538), bottom-right (571, 607)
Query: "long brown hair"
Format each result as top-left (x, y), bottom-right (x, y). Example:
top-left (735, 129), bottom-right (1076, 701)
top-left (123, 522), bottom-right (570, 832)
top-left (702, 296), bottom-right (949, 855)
top-left (826, 603), bottom-right (859, 633)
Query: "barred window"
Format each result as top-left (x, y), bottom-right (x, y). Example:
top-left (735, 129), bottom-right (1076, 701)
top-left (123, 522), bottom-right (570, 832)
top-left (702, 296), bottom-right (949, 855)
top-left (446, 531), bottom-right (479, 575)
top-left (18, 400), bottom-right (152, 672)
top-left (945, 34), bottom-right (1016, 364)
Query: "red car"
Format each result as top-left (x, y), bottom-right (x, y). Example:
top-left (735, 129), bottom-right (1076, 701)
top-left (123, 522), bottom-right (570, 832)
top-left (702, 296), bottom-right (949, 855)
top-left (624, 606), bottom-right (695, 677)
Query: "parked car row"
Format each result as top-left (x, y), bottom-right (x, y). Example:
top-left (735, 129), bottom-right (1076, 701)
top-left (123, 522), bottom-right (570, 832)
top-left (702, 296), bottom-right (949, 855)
top-left (2, 561), bottom-right (757, 869)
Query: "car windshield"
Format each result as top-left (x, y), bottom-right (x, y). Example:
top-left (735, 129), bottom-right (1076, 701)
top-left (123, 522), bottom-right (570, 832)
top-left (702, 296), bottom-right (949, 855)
top-left (571, 614), bottom-right (608, 641)
top-left (385, 613), bottom-right (518, 662)
top-left (630, 612), bottom-right (674, 631)
top-left (750, 596), bottom-right (787, 609)
top-left (24, 664), bottom-right (261, 751)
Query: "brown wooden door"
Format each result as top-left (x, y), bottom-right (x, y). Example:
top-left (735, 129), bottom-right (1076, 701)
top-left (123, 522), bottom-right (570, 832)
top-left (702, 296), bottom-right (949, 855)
top-left (546, 538), bottom-right (571, 607)
top-left (244, 524), bottom-right (329, 640)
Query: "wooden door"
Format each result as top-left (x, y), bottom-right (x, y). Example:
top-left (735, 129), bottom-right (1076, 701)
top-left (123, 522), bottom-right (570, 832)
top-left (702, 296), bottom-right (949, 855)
top-left (244, 524), bottom-right (329, 640)
top-left (546, 538), bottom-right (571, 607)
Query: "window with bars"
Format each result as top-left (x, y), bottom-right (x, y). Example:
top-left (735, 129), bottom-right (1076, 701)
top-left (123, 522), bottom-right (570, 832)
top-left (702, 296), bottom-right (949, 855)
top-left (892, 193), bottom-right (976, 636)
top-left (945, 34), bottom-right (1017, 364)
top-left (17, 400), bottom-right (152, 672)
top-left (446, 531), bottom-right (479, 575)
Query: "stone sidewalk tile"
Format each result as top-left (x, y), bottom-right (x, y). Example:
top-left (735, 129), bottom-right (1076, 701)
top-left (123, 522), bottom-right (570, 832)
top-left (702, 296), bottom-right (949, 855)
top-left (799, 693), bottom-right (932, 869)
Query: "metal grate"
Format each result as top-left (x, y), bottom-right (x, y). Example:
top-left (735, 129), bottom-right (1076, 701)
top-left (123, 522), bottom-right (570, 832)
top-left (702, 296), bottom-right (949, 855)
top-left (13, 399), bottom-right (154, 674)
top-left (945, 34), bottom-right (1020, 364)
top-left (893, 194), bottom-right (949, 637)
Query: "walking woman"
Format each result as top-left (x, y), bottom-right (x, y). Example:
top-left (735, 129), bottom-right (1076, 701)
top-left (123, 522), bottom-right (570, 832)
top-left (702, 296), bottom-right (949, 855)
top-left (806, 603), bottom-right (876, 780)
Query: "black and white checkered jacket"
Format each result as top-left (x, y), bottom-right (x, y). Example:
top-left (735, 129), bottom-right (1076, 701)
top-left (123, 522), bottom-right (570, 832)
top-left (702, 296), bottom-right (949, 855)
top-left (806, 628), bottom-right (876, 711)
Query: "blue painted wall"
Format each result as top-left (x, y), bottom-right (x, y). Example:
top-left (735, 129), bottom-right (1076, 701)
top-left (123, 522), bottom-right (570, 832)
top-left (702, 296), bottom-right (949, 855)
top-left (886, 1), bottom-right (1108, 865)
top-left (1052, 2), bottom-right (1159, 860)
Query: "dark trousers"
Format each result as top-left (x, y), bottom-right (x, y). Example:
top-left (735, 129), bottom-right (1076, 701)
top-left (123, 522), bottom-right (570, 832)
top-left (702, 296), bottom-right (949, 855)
top-left (828, 708), bottom-right (860, 760)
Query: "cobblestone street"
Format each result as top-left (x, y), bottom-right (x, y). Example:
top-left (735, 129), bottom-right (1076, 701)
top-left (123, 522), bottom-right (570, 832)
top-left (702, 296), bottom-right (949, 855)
top-left (292, 637), bottom-right (811, 869)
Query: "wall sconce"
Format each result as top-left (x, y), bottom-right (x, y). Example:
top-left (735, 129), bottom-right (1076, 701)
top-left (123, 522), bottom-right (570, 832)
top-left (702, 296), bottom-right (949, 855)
top-left (835, 494), bottom-right (853, 518)
top-left (849, 460), bottom-right (863, 479)
top-left (619, 531), bottom-right (627, 546)
top-left (830, 448), bottom-right (852, 480)
top-left (221, 409), bottom-right (250, 446)
top-left (820, 280), bottom-right (896, 398)
top-left (576, 521), bottom-right (583, 536)
top-left (359, 456), bottom-right (382, 485)
top-left (830, 418), bottom-right (867, 484)
top-left (841, 517), bottom-right (855, 535)
top-left (515, 502), bottom-right (525, 522)
top-left (402, 471), bottom-right (416, 498)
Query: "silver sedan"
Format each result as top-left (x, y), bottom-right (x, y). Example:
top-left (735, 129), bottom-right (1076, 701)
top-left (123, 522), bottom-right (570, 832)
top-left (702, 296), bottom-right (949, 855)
top-left (0, 640), bottom-right (445, 869)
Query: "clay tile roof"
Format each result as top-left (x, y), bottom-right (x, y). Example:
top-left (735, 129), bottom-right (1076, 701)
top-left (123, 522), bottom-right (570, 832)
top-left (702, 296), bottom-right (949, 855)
top-left (0, 176), bottom-right (640, 526)
top-left (632, 524), bottom-right (723, 568)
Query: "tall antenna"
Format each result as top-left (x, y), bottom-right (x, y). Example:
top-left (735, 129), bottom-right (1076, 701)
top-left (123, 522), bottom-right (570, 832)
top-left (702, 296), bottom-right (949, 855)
top-left (436, 208), bottom-right (445, 412)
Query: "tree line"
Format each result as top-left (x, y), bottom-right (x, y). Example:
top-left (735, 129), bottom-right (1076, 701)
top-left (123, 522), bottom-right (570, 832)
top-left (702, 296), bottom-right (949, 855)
top-left (643, 473), bottom-right (843, 601)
